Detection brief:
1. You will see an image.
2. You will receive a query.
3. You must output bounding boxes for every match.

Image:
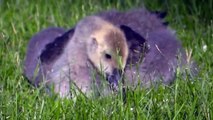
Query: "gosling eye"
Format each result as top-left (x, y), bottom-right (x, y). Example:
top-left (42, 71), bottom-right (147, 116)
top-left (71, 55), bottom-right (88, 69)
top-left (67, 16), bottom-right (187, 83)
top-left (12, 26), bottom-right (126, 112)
top-left (105, 53), bottom-right (112, 60)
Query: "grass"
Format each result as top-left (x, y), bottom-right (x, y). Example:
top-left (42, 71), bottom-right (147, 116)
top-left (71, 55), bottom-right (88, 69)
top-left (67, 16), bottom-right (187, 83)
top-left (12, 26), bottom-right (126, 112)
top-left (0, 0), bottom-right (213, 119)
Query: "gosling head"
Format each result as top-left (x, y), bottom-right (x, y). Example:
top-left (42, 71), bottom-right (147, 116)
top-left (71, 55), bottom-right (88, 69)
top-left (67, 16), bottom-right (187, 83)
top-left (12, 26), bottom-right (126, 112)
top-left (74, 16), bottom-right (129, 90)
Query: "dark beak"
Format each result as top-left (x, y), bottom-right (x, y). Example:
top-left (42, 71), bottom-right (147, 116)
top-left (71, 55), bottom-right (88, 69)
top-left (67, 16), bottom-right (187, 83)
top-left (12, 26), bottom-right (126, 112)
top-left (106, 69), bottom-right (123, 91)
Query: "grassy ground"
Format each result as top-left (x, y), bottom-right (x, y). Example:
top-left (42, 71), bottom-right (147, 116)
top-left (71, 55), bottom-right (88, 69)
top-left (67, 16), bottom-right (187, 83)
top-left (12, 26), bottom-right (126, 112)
top-left (0, 0), bottom-right (212, 119)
